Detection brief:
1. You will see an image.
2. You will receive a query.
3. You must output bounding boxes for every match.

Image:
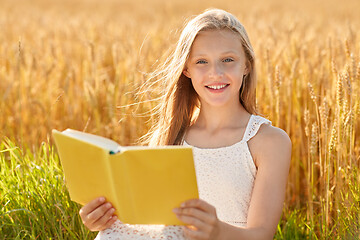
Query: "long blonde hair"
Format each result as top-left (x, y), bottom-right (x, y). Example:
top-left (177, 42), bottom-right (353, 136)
top-left (140, 9), bottom-right (257, 146)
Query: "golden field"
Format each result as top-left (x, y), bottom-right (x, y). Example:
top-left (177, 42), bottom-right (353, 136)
top-left (1, 0), bottom-right (360, 238)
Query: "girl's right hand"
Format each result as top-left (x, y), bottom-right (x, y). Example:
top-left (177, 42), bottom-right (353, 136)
top-left (79, 197), bottom-right (118, 231)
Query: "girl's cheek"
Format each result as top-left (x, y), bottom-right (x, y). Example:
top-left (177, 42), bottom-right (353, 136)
top-left (199, 67), bottom-right (210, 75)
top-left (191, 69), bottom-right (206, 79)
top-left (225, 63), bottom-right (240, 71)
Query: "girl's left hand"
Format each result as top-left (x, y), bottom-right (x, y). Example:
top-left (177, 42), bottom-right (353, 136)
top-left (173, 199), bottom-right (222, 240)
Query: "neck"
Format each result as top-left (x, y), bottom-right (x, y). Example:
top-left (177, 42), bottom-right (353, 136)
top-left (194, 100), bottom-right (251, 133)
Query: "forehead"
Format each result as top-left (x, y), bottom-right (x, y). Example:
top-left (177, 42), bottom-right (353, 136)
top-left (190, 29), bottom-right (244, 55)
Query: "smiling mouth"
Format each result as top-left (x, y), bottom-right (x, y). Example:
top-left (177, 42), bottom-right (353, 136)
top-left (205, 84), bottom-right (229, 90)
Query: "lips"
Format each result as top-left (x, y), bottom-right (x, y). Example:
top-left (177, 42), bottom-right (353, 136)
top-left (205, 84), bottom-right (230, 90)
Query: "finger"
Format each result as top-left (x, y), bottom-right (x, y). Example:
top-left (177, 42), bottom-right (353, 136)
top-left (79, 197), bottom-right (106, 217)
top-left (176, 214), bottom-right (208, 231)
top-left (86, 202), bottom-right (113, 224)
top-left (92, 207), bottom-right (116, 229)
top-left (180, 199), bottom-right (216, 215)
top-left (183, 225), bottom-right (207, 240)
top-left (173, 207), bottom-right (210, 225)
top-left (104, 215), bottom-right (118, 229)
top-left (174, 207), bottom-right (207, 218)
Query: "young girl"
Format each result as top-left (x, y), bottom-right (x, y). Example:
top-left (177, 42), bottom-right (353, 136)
top-left (80, 9), bottom-right (291, 240)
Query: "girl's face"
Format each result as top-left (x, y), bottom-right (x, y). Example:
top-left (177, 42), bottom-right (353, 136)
top-left (183, 29), bottom-right (249, 108)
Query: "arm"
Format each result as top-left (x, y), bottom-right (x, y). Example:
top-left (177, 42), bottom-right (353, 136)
top-left (221, 125), bottom-right (292, 239)
top-left (174, 125), bottom-right (291, 240)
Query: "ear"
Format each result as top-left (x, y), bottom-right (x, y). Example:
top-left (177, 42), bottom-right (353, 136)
top-left (183, 68), bottom-right (191, 78)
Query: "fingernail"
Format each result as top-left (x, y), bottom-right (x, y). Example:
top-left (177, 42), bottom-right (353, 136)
top-left (99, 197), bottom-right (105, 202)
top-left (172, 208), bottom-right (179, 213)
top-left (106, 203), bottom-right (112, 208)
top-left (110, 208), bottom-right (115, 213)
top-left (180, 203), bottom-right (185, 207)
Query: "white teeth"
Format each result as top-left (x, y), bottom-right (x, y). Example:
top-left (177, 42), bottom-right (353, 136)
top-left (207, 84), bottom-right (227, 90)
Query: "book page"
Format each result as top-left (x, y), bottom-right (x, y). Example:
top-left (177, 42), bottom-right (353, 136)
top-left (61, 129), bottom-right (120, 152)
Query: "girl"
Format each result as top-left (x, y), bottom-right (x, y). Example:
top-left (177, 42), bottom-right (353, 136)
top-left (80, 9), bottom-right (291, 240)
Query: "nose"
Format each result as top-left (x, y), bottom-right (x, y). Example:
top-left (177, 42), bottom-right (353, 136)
top-left (208, 62), bottom-right (224, 79)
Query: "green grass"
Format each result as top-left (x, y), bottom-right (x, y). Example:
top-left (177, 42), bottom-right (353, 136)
top-left (0, 139), bottom-right (96, 239)
top-left (1, 139), bottom-right (359, 239)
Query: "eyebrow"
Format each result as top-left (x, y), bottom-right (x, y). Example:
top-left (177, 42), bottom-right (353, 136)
top-left (190, 51), bottom-right (240, 58)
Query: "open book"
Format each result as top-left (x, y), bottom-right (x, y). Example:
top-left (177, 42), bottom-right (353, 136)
top-left (52, 129), bottom-right (198, 225)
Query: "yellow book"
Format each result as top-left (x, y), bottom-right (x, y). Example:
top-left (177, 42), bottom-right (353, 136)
top-left (52, 129), bottom-right (198, 225)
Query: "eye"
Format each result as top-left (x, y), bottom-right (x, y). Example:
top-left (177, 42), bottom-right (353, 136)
top-left (223, 58), bottom-right (234, 63)
top-left (196, 59), bottom-right (207, 64)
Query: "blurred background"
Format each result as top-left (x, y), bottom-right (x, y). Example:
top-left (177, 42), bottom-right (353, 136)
top-left (1, 0), bottom-right (359, 238)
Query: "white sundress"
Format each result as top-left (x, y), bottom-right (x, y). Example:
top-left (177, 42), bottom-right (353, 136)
top-left (95, 114), bottom-right (272, 240)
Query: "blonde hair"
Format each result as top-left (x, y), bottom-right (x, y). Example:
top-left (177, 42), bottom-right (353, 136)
top-left (140, 8), bottom-right (257, 146)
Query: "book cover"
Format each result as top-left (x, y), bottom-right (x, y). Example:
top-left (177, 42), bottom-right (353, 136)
top-left (52, 129), bottom-right (199, 225)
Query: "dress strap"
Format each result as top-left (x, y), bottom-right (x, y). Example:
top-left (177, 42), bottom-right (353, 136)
top-left (242, 115), bottom-right (272, 142)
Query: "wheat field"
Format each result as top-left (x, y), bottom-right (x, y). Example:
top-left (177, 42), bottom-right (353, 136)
top-left (1, 0), bottom-right (360, 238)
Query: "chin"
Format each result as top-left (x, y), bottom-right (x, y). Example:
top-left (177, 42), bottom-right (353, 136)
top-left (204, 100), bottom-right (232, 108)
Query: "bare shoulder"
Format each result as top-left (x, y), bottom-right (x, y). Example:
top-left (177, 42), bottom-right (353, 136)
top-left (249, 123), bottom-right (292, 167)
top-left (255, 124), bottom-right (291, 146)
